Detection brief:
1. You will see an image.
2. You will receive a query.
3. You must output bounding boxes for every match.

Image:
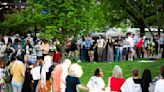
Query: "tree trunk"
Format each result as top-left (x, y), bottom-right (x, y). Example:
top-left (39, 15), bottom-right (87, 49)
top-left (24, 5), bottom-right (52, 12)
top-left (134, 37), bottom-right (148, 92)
top-left (61, 28), bottom-right (68, 62)
top-left (139, 24), bottom-right (145, 36)
top-left (34, 22), bottom-right (37, 38)
top-left (61, 45), bottom-right (66, 62)
top-left (158, 27), bottom-right (160, 36)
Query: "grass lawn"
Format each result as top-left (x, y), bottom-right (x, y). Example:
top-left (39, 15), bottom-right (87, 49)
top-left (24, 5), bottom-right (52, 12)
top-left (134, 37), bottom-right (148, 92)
top-left (79, 58), bottom-right (164, 86)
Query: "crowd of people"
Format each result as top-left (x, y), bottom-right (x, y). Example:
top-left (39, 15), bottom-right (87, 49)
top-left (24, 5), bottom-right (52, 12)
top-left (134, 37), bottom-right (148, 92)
top-left (0, 32), bottom-right (163, 92)
top-left (67, 33), bottom-right (164, 62)
top-left (0, 56), bottom-right (164, 92)
top-left (0, 32), bottom-right (163, 63)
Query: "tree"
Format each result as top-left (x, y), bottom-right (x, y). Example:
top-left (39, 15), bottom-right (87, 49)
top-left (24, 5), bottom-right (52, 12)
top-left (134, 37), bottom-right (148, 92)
top-left (41, 0), bottom-right (107, 59)
top-left (1, 0), bottom-right (107, 60)
top-left (102, 0), bottom-right (164, 35)
top-left (0, 1), bottom-right (53, 34)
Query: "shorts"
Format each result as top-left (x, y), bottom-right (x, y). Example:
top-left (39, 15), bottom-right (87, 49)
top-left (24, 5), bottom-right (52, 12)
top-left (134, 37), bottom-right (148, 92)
top-left (88, 50), bottom-right (94, 56)
top-left (122, 48), bottom-right (128, 55)
top-left (128, 47), bottom-right (135, 53)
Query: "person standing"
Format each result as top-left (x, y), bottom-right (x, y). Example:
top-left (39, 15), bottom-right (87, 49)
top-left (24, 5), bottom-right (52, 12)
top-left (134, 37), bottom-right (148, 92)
top-left (88, 38), bottom-right (96, 62)
top-left (69, 39), bottom-right (78, 59)
top-left (24, 40), bottom-right (33, 64)
top-left (4, 43), bottom-right (15, 63)
top-left (136, 35), bottom-right (144, 58)
top-left (30, 59), bottom-right (43, 92)
top-left (114, 36), bottom-right (123, 61)
top-left (84, 35), bottom-right (92, 61)
top-left (97, 35), bottom-right (105, 62)
top-left (153, 35), bottom-right (159, 57)
top-left (0, 57), bottom-right (5, 92)
top-left (159, 34), bottom-right (164, 58)
top-left (51, 59), bottom-right (71, 92)
top-left (126, 33), bottom-right (135, 61)
top-left (42, 40), bottom-right (50, 59)
top-left (0, 41), bottom-right (6, 58)
top-left (38, 54), bottom-right (53, 92)
top-left (35, 41), bottom-right (43, 60)
top-left (10, 55), bottom-right (26, 92)
top-left (106, 36), bottom-right (114, 62)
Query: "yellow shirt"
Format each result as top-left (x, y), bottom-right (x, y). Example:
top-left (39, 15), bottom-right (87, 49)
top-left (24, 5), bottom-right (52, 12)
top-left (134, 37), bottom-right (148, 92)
top-left (10, 62), bottom-right (26, 82)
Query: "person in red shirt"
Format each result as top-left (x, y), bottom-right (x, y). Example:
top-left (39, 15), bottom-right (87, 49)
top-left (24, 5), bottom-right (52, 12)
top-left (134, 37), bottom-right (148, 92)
top-left (107, 65), bottom-right (125, 92)
top-left (53, 47), bottom-right (61, 65)
top-left (136, 37), bottom-right (144, 58)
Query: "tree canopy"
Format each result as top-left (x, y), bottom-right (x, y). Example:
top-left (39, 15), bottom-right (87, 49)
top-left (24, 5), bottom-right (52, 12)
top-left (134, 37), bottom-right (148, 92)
top-left (0, 0), bottom-right (163, 36)
top-left (101, 0), bottom-right (164, 35)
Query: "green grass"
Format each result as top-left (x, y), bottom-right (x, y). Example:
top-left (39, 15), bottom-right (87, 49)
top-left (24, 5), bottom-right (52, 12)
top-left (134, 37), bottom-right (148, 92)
top-left (79, 58), bottom-right (164, 86)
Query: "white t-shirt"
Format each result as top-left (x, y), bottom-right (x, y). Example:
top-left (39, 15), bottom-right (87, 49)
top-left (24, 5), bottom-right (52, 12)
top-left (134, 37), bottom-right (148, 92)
top-left (97, 39), bottom-right (105, 48)
top-left (154, 79), bottom-right (164, 92)
top-left (0, 68), bottom-right (4, 79)
top-left (44, 55), bottom-right (53, 72)
top-left (127, 37), bottom-right (135, 47)
top-left (35, 44), bottom-right (43, 56)
top-left (87, 76), bottom-right (105, 92)
top-left (30, 66), bottom-right (41, 80)
top-left (0, 45), bottom-right (6, 57)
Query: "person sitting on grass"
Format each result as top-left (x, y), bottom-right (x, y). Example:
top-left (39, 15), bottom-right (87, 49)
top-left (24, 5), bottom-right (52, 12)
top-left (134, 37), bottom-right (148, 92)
top-left (121, 68), bottom-right (142, 92)
top-left (87, 67), bottom-right (105, 92)
top-left (154, 71), bottom-right (164, 92)
top-left (153, 65), bottom-right (164, 82)
top-left (65, 63), bottom-right (89, 92)
top-left (107, 65), bottom-right (125, 92)
top-left (141, 69), bottom-right (154, 92)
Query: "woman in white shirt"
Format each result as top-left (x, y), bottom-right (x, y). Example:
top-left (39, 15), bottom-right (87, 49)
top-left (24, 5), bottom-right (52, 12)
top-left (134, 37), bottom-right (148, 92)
top-left (30, 59), bottom-right (43, 92)
top-left (87, 67), bottom-right (105, 92)
top-left (35, 41), bottom-right (43, 59)
top-left (154, 72), bottom-right (164, 92)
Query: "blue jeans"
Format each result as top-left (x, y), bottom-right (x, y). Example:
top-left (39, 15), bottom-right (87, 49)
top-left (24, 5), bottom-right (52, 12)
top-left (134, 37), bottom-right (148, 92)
top-left (115, 47), bottom-right (123, 61)
top-left (11, 80), bottom-right (23, 92)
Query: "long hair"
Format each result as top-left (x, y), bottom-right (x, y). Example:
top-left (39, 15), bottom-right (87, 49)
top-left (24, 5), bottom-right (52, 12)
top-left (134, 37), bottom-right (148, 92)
top-left (112, 65), bottom-right (123, 78)
top-left (94, 67), bottom-right (101, 77)
top-left (141, 69), bottom-right (152, 92)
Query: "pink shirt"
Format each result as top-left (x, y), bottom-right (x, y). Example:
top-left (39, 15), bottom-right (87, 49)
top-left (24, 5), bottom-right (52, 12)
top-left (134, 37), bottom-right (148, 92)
top-left (51, 64), bottom-right (63, 91)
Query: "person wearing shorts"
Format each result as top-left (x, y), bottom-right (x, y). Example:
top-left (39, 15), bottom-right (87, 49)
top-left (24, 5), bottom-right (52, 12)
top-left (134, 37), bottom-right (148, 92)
top-left (88, 41), bottom-right (96, 62)
top-left (126, 33), bottom-right (135, 61)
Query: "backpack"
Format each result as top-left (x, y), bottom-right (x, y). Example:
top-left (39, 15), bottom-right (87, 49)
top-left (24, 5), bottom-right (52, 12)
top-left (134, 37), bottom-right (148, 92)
top-left (3, 68), bottom-right (12, 83)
